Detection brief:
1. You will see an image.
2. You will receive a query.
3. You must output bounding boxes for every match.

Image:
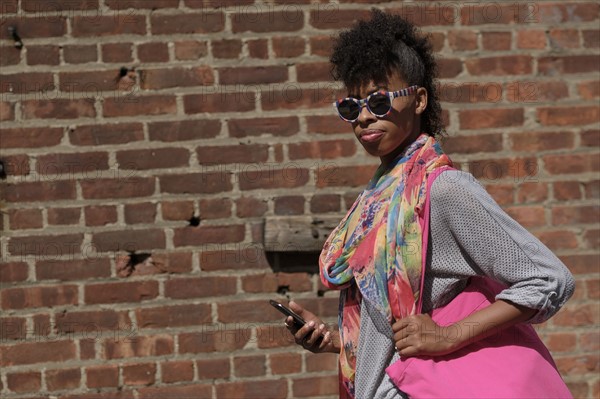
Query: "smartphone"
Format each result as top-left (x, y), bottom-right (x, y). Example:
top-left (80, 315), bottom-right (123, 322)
top-left (269, 300), bottom-right (306, 327)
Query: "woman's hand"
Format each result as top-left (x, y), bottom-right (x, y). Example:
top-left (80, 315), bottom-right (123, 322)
top-left (284, 301), bottom-right (340, 354)
top-left (392, 314), bottom-right (457, 357)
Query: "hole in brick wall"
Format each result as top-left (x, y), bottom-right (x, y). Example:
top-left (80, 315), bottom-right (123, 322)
top-left (0, 160), bottom-right (6, 179)
top-left (117, 252), bottom-right (152, 277)
top-left (266, 251), bottom-right (320, 274)
top-left (188, 215), bottom-right (201, 227)
top-left (129, 252), bottom-right (151, 266)
top-left (277, 285), bottom-right (290, 295)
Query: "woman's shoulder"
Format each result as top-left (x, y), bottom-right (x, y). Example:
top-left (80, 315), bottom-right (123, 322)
top-left (429, 169), bottom-right (487, 203)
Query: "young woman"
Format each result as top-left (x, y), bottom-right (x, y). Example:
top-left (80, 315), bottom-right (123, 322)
top-left (283, 9), bottom-right (574, 399)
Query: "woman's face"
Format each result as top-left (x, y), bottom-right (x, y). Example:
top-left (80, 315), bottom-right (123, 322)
top-left (347, 72), bottom-right (427, 165)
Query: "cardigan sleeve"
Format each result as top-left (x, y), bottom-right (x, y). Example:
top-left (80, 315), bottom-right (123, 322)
top-left (429, 170), bottom-right (575, 324)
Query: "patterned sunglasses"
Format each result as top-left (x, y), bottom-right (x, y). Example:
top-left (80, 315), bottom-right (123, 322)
top-left (333, 85), bottom-right (419, 123)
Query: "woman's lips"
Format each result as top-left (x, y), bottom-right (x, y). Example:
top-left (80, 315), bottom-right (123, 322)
top-left (359, 130), bottom-right (384, 143)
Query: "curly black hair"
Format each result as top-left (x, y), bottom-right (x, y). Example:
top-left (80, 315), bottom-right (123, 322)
top-left (330, 9), bottom-right (444, 137)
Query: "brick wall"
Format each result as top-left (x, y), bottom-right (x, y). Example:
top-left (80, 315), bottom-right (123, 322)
top-left (0, 0), bottom-right (598, 398)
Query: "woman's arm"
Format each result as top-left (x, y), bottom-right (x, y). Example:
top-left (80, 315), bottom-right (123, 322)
top-left (392, 299), bottom-right (536, 357)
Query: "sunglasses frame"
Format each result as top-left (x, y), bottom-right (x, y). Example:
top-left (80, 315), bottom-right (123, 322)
top-left (332, 85), bottom-right (419, 123)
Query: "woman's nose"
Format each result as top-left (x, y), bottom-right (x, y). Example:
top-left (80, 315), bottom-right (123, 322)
top-left (357, 103), bottom-right (377, 124)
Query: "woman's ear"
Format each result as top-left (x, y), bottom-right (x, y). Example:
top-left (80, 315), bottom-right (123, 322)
top-left (415, 87), bottom-right (427, 115)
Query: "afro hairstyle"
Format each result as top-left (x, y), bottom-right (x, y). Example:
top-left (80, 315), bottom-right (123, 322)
top-left (330, 8), bottom-right (444, 137)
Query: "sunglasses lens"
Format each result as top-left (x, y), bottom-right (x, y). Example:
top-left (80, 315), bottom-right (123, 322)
top-left (367, 93), bottom-right (391, 116)
top-left (337, 100), bottom-right (360, 121)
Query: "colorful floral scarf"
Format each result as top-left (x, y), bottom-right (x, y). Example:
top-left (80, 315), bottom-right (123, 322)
top-left (319, 134), bottom-right (452, 398)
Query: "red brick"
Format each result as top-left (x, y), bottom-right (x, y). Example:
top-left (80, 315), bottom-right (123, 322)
top-left (516, 182), bottom-right (548, 203)
top-left (316, 164), bottom-right (376, 188)
top-left (26, 45), bottom-right (59, 65)
top-left (59, 70), bottom-right (124, 93)
top-left (0, 316), bottom-right (26, 340)
top-left (543, 153), bottom-right (599, 175)
top-left (6, 371), bottom-right (41, 393)
top-left (481, 31), bottom-right (511, 51)
top-left (197, 144), bottom-right (268, 165)
top-left (72, 15), bottom-right (146, 37)
top-left (261, 86), bottom-right (334, 111)
top-left (46, 207), bottom-right (81, 226)
top-left (173, 225), bottom-right (245, 246)
top-left (0, 17), bottom-right (66, 39)
top-left (583, 29), bottom-right (600, 48)
top-left (448, 29), bottom-right (477, 51)
top-left (581, 130), bottom-right (600, 147)
top-left (441, 133), bottom-right (503, 154)
top-left (117, 148), bottom-right (190, 170)
top-left (0, 101), bottom-right (15, 121)
top-left (234, 355), bottom-right (266, 377)
top-left (297, 61), bottom-right (333, 83)
top-left (0, 340), bottom-right (76, 366)
top-left (0, 262), bottom-right (28, 283)
top-left (239, 167), bottom-right (310, 190)
top-left (161, 360), bottom-right (194, 383)
top-left (584, 180), bottom-right (600, 199)
top-left (80, 338), bottom-right (96, 360)
top-left (103, 335), bottom-right (174, 359)
top-left (55, 310), bottom-right (131, 334)
top-left (148, 252), bottom-right (193, 274)
top-left (236, 197), bottom-right (268, 218)
top-left (538, 55), bottom-right (600, 75)
top-left (274, 196), bottom-right (304, 215)
top-left (36, 258), bottom-right (111, 281)
top-left (510, 131), bottom-right (574, 152)
top-left (306, 352), bottom-right (338, 372)
top-left (0, 45), bottom-right (21, 66)
top-left (553, 181), bottom-right (582, 201)
top-left (270, 353), bottom-right (302, 375)
top-left (199, 198), bottom-right (232, 219)
top-left (197, 358), bottom-right (230, 379)
top-left (293, 375), bottom-right (338, 397)
top-left (1, 72), bottom-right (55, 94)
top-left (103, 95), bottom-right (177, 117)
top-left (86, 365), bottom-right (119, 388)
top-left (45, 368), bottom-right (81, 391)
top-left (310, 194), bottom-right (341, 213)
top-left (63, 44), bottom-right (97, 64)
top-left (466, 55), bottom-right (532, 75)
top-left (91, 229), bottom-right (165, 253)
top-left (435, 58), bottom-right (463, 78)
top-left (247, 38), bottom-right (268, 58)
top-left (137, 42), bottom-right (169, 62)
top-left (22, 0), bottom-right (99, 11)
top-left (159, 172), bottom-right (232, 194)
top-left (123, 202), bottom-right (156, 224)
top-left (538, 106), bottom-right (599, 126)
top-left (81, 177), bottom-right (155, 199)
top-left (2, 180), bottom-right (76, 203)
top-left (506, 206), bottom-right (546, 227)
top-left (101, 42), bottom-right (133, 63)
top-left (151, 13), bottom-right (224, 35)
top-left (212, 39), bottom-right (242, 59)
top-left (70, 122), bottom-right (144, 146)
top-left (122, 363), bottom-right (156, 386)
top-left (84, 205), bottom-right (118, 226)
top-left (307, 115), bottom-right (349, 135)
top-left (165, 276), bottom-right (236, 299)
top-left (8, 232), bottom-right (82, 257)
top-left (85, 281), bottom-right (159, 304)
top-left (0, 126), bottom-right (63, 149)
top-left (233, 9), bottom-right (303, 33)
top-left (292, 139), bottom-right (357, 160)
top-left (273, 37), bottom-right (305, 57)
top-left (1, 285), bottom-right (77, 310)
top-left (310, 35), bottom-right (332, 56)
top-left (218, 300), bottom-right (282, 323)
top-left (149, 119), bottom-right (221, 142)
top-left (536, 230), bottom-right (579, 250)
top-left (216, 379), bottom-right (288, 399)
top-left (139, 384), bottom-right (212, 399)
top-left (551, 205), bottom-right (599, 225)
top-left (549, 29), bottom-right (580, 49)
top-left (584, 229), bottom-right (599, 250)
top-left (105, 0), bottom-right (178, 9)
top-left (229, 116), bottom-right (299, 138)
top-left (139, 66), bottom-right (214, 90)
top-left (179, 329), bottom-right (249, 354)
top-left (200, 248), bottom-right (270, 271)
top-left (8, 208), bottom-right (43, 229)
top-left (174, 40), bottom-right (208, 60)
top-left (219, 66), bottom-right (287, 85)
top-left (578, 80), bottom-right (600, 100)
top-left (37, 152), bottom-right (109, 177)
top-left (185, 0), bottom-right (253, 6)
top-left (184, 91), bottom-right (256, 113)
top-left (137, 304), bottom-right (211, 329)
top-left (516, 29), bottom-right (546, 49)
top-left (459, 108), bottom-right (523, 129)
top-left (161, 200), bottom-right (194, 221)
top-left (22, 99), bottom-right (95, 120)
